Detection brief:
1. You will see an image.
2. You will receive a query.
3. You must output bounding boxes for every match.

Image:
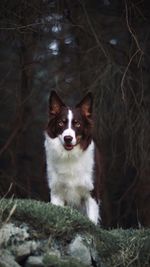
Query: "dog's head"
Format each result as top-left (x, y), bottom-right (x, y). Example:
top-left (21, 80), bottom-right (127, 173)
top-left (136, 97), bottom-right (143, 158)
top-left (46, 91), bottom-right (93, 151)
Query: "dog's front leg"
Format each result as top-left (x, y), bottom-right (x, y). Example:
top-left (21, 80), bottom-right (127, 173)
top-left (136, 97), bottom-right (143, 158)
top-left (85, 196), bottom-right (100, 225)
top-left (51, 193), bottom-right (64, 207)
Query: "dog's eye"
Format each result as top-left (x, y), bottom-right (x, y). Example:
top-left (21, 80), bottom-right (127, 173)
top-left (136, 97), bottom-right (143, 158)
top-left (74, 121), bottom-right (80, 128)
top-left (62, 118), bottom-right (67, 123)
top-left (58, 121), bottom-right (64, 127)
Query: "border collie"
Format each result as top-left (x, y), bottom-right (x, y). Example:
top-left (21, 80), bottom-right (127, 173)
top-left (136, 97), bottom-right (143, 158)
top-left (44, 91), bottom-right (101, 224)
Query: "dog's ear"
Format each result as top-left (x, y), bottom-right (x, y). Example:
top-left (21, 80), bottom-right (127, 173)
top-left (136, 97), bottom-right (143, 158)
top-left (49, 91), bottom-right (65, 115)
top-left (76, 92), bottom-right (93, 117)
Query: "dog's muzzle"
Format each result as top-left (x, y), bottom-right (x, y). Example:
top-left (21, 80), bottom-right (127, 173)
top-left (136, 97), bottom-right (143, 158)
top-left (64, 135), bottom-right (74, 150)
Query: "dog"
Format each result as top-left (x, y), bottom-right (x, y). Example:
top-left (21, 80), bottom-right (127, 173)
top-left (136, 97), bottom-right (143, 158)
top-left (44, 91), bottom-right (102, 224)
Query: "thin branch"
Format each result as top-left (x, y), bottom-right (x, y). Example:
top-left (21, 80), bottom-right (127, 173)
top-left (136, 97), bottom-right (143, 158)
top-left (79, 0), bottom-right (108, 59)
top-left (125, 0), bottom-right (143, 54)
top-left (0, 124), bottom-right (21, 156)
top-left (0, 22), bottom-right (42, 31)
top-left (121, 49), bottom-right (140, 102)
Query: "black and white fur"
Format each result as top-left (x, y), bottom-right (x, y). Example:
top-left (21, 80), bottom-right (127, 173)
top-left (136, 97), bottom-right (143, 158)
top-left (44, 91), bottom-right (101, 224)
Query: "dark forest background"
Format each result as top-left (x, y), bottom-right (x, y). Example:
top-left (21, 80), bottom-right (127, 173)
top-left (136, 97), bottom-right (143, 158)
top-left (0, 0), bottom-right (150, 228)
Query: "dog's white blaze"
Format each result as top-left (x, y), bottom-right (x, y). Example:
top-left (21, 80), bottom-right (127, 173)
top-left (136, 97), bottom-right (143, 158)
top-left (61, 109), bottom-right (76, 145)
top-left (68, 109), bottom-right (73, 129)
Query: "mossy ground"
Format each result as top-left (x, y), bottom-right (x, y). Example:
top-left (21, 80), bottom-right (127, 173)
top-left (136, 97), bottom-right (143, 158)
top-left (0, 198), bottom-right (150, 267)
top-left (43, 254), bottom-right (89, 267)
top-left (0, 198), bottom-right (96, 238)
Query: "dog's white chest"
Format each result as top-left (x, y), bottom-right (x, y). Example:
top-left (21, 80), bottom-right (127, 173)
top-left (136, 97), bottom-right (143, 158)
top-left (53, 157), bottom-right (94, 206)
top-left (45, 133), bottom-right (95, 206)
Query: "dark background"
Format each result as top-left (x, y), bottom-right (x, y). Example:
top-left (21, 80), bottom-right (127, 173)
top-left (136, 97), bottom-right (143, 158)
top-left (0, 0), bottom-right (150, 228)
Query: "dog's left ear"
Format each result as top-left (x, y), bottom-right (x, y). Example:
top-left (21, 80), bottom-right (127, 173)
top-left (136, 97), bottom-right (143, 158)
top-left (76, 92), bottom-right (93, 117)
top-left (49, 90), bottom-right (65, 115)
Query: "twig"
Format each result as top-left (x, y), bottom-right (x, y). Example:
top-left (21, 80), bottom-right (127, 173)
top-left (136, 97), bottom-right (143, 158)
top-left (125, 0), bottom-right (143, 54)
top-left (79, 0), bottom-right (108, 59)
top-left (1, 183), bottom-right (13, 200)
top-left (121, 0), bottom-right (144, 102)
top-left (0, 22), bottom-right (42, 31)
top-left (0, 124), bottom-right (21, 156)
top-left (5, 203), bottom-right (17, 223)
top-left (121, 49), bottom-right (140, 102)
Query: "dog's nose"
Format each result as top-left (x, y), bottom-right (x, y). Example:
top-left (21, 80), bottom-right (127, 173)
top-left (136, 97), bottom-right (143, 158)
top-left (64, 135), bottom-right (73, 144)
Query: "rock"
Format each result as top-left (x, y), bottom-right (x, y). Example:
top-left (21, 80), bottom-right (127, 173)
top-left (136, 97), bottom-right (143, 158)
top-left (0, 223), bottom-right (29, 247)
top-left (25, 256), bottom-right (44, 267)
top-left (68, 235), bottom-right (91, 265)
top-left (0, 249), bottom-right (21, 267)
top-left (14, 241), bottom-right (40, 262)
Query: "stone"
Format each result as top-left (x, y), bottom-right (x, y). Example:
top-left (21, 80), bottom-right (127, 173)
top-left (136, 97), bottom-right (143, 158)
top-left (25, 256), bottom-right (44, 267)
top-left (68, 235), bottom-right (91, 265)
top-left (0, 223), bottom-right (29, 247)
top-left (14, 241), bottom-right (39, 262)
top-left (0, 249), bottom-right (21, 267)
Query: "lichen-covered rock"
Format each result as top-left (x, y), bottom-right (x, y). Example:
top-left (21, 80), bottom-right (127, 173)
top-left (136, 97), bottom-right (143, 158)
top-left (13, 241), bottom-right (40, 262)
top-left (69, 233), bottom-right (101, 266)
top-left (25, 256), bottom-right (44, 267)
top-left (0, 249), bottom-right (21, 267)
top-left (0, 223), bottom-right (29, 247)
top-left (68, 235), bottom-right (92, 265)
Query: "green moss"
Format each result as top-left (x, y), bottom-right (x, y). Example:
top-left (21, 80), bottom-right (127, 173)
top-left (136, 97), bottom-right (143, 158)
top-left (0, 198), bottom-right (95, 239)
top-left (43, 253), bottom-right (89, 267)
